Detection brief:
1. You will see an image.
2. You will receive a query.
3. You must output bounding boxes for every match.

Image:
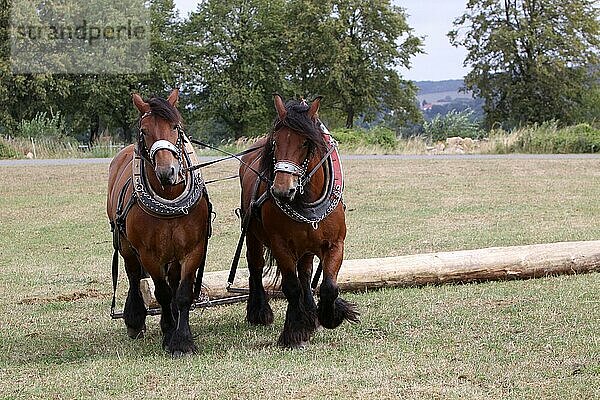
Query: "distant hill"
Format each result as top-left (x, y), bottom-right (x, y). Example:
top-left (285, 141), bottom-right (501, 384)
top-left (415, 79), bottom-right (464, 95)
top-left (415, 79), bottom-right (472, 104)
top-left (414, 79), bottom-right (483, 121)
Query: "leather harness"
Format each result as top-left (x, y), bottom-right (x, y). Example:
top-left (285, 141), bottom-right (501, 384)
top-left (110, 119), bottom-right (211, 317)
top-left (227, 122), bottom-right (345, 288)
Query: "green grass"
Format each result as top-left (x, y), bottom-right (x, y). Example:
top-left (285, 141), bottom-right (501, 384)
top-left (1, 157), bottom-right (599, 399)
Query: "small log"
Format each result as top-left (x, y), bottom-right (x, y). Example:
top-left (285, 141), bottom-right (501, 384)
top-left (139, 241), bottom-right (600, 306)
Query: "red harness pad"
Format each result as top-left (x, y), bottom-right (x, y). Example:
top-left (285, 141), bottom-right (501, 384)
top-left (321, 127), bottom-right (344, 201)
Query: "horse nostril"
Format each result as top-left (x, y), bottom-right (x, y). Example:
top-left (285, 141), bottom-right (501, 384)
top-left (170, 166), bottom-right (176, 177)
top-left (288, 187), bottom-right (296, 198)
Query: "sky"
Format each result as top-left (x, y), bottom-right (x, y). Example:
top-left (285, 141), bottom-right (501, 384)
top-left (173, 0), bottom-right (469, 82)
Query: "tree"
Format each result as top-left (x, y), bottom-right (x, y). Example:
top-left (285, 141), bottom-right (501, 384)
top-left (0, 0), bottom-right (180, 143)
top-left (183, 0), bottom-right (288, 139)
top-left (327, 0), bottom-right (422, 128)
top-left (288, 0), bottom-right (423, 128)
top-left (449, 0), bottom-right (600, 128)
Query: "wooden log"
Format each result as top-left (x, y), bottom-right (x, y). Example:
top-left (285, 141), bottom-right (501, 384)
top-left (140, 240), bottom-right (600, 307)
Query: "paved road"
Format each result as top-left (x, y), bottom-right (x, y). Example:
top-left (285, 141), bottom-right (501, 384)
top-left (1, 153), bottom-right (599, 167)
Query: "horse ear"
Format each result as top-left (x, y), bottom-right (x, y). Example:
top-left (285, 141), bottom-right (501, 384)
top-left (273, 93), bottom-right (286, 120)
top-left (167, 88), bottom-right (179, 107)
top-left (308, 96), bottom-right (323, 119)
top-left (132, 93), bottom-right (150, 113)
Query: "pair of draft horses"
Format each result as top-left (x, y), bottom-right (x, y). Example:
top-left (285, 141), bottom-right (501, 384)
top-left (107, 89), bottom-right (358, 355)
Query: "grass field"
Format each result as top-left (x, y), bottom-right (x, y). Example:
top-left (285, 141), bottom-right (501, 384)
top-left (0, 156), bottom-right (599, 399)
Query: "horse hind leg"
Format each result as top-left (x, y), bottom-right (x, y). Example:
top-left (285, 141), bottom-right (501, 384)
top-left (122, 252), bottom-right (147, 339)
top-left (246, 233), bottom-right (274, 326)
top-left (318, 243), bottom-right (360, 329)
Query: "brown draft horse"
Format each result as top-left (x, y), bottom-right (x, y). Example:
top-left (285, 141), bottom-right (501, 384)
top-left (107, 89), bottom-right (211, 356)
top-left (239, 95), bottom-right (359, 348)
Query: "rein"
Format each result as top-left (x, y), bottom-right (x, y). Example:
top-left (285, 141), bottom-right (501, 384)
top-left (186, 138), bottom-right (270, 184)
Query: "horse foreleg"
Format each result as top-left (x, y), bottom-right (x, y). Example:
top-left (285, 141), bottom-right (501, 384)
top-left (166, 262), bottom-right (181, 325)
top-left (122, 245), bottom-right (147, 339)
top-left (297, 254), bottom-right (318, 328)
top-left (318, 242), bottom-right (359, 329)
top-left (169, 276), bottom-right (196, 357)
top-left (167, 253), bottom-right (204, 357)
top-left (152, 276), bottom-right (176, 352)
top-left (246, 233), bottom-right (273, 325)
top-left (275, 251), bottom-right (316, 348)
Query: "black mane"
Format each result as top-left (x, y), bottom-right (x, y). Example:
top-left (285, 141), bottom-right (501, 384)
top-left (145, 96), bottom-right (182, 124)
top-left (260, 99), bottom-right (326, 175)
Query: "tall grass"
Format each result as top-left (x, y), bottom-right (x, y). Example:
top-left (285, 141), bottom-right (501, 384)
top-left (1, 136), bottom-right (124, 159)
top-left (423, 108), bottom-right (484, 141)
top-left (487, 122), bottom-right (600, 154)
top-left (2, 121), bottom-right (600, 159)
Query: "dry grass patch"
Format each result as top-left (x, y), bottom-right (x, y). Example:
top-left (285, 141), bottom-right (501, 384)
top-left (0, 157), bottom-right (599, 399)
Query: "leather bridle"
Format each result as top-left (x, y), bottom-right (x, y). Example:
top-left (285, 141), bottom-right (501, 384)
top-left (137, 111), bottom-right (185, 183)
top-left (271, 120), bottom-right (336, 196)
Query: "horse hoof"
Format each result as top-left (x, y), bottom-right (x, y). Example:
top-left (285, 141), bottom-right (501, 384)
top-left (169, 345), bottom-right (196, 358)
top-left (167, 337), bottom-right (197, 357)
top-left (127, 324), bottom-right (146, 339)
top-left (278, 339), bottom-right (309, 350)
top-left (247, 306), bottom-right (274, 326)
top-left (277, 331), bottom-right (311, 349)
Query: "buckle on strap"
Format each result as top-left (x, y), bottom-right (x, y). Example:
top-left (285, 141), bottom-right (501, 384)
top-left (274, 161), bottom-right (304, 176)
top-left (149, 139), bottom-right (179, 160)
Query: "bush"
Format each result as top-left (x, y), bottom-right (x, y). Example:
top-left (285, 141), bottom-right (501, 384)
top-left (331, 126), bottom-right (398, 150)
top-left (511, 122), bottom-right (600, 153)
top-left (16, 111), bottom-right (66, 139)
top-left (423, 108), bottom-right (483, 142)
top-left (0, 138), bottom-right (18, 159)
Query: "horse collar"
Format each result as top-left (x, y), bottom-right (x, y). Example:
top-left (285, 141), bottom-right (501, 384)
top-left (132, 132), bottom-right (206, 218)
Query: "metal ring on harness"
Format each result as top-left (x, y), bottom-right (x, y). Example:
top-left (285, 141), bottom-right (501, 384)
top-left (149, 139), bottom-right (180, 160)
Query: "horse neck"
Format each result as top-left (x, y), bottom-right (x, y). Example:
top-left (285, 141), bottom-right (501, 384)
top-left (144, 160), bottom-right (185, 200)
top-left (303, 155), bottom-right (325, 203)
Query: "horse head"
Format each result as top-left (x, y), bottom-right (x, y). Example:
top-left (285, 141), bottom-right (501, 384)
top-left (269, 94), bottom-right (325, 203)
top-left (132, 89), bottom-right (182, 186)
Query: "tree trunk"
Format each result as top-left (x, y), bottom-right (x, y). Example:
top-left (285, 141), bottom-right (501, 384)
top-left (138, 241), bottom-right (600, 307)
top-left (89, 114), bottom-right (100, 145)
top-left (345, 106), bottom-right (354, 129)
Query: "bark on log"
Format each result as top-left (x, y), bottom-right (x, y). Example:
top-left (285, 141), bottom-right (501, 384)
top-left (140, 240), bottom-right (600, 306)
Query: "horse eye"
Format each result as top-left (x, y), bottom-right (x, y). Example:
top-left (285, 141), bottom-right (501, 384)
top-left (302, 140), bottom-right (309, 148)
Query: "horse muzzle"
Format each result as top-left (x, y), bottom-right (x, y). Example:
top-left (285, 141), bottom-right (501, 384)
top-left (271, 175), bottom-right (300, 203)
top-left (155, 163), bottom-right (180, 186)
